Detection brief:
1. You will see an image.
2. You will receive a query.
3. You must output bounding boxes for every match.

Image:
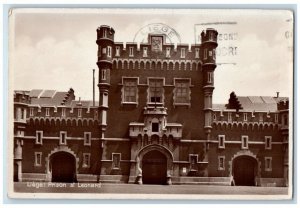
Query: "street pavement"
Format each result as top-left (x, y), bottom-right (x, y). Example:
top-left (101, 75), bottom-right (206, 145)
top-left (14, 182), bottom-right (289, 196)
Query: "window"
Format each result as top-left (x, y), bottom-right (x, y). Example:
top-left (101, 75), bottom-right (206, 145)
top-left (123, 79), bottom-right (138, 103)
top-left (241, 135), bottom-right (248, 149)
top-left (84, 132), bottom-right (91, 146)
top-left (189, 154), bottom-right (198, 171)
top-left (61, 108), bottom-right (66, 117)
top-left (143, 47), bottom-right (148, 57)
top-left (228, 112), bottom-right (232, 122)
top-left (78, 109), bottom-right (82, 118)
top-left (209, 50), bottom-right (213, 57)
top-left (102, 47), bottom-right (106, 54)
top-left (204, 49), bottom-right (208, 60)
top-left (180, 48), bottom-right (186, 58)
top-left (115, 46), bottom-right (120, 56)
top-left (46, 108), bottom-right (50, 116)
top-left (166, 47), bottom-right (171, 58)
top-left (35, 152), bottom-right (42, 166)
top-left (103, 29), bottom-right (107, 37)
top-left (275, 113), bottom-right (278, 123)
top-left (107, 46), bottom-right (112, 57)
top-left (112, 153), bottom-right (121, 169)
top-left (98, 46), bottom-right (101, 57)
top-left (218, 135), bottom-right (225, 149)
top-left (174, 80), bottom-right (190, 104)
top-left (265, 136), bottom-right (272, 150)
top-left (152, 122), bottom-right (159, 132)
top-left (195, 48), bottom-right (200, 58)
top-left (60, 131), bottom-right (67, 145)
top-left (94, 110), bottom-right (98, 120)
top-left (149, 79), bottom-right (163, 104)
top-left (101, 69), bottom-right (106, 80)
top-left (265, 157), bottom-right (272, 171)
top-left (213, 49), bottom-right (216, 60)
top-left (207, 72), bottom-right (213, 83)
top-left (36, 131), bottom-right (43, 145)
top-left (213, 113), bottom-right (217, 121)
top-left (218, 156), bottom-right (225, 170)
top-left (259, 113), bottom-right (263, 122)
top-left (30, 108), bottom-right (34, 116)
top-left (129, 47), bottom-right (134, 57)
top-left (243, 113), bottom-right (247, 121)
top-left (82, 153), bottom-right (90, 168)
top-left (209, 32), bottom-right (214, 41)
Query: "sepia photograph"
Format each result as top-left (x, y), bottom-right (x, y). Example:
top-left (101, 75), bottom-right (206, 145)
top-left (8, 8), bottom-right (293, 200)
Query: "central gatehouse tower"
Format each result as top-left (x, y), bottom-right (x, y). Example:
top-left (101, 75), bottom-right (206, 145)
top-left (96, 24), bottom-right (219, 185)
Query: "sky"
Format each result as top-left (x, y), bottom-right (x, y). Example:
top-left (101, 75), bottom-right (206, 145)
top-left (10, 8), bottom-right (293, 104)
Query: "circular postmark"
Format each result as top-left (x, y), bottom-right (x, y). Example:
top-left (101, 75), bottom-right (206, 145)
top-left (133, 23), bottom-right (181, 45)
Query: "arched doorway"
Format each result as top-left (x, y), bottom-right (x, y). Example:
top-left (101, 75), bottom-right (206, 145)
top-left (233, 155), bottom-right (257, 186)
top-left (50, 152), bottom-right (77, 183)
top-left (142, 150), bottom-right (167, 185)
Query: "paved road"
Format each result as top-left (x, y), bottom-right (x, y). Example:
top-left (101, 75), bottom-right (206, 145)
top-left (14, 182), bottom-right (289, 196)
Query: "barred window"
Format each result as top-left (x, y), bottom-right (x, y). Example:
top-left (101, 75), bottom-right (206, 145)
top-left (174, 80), bottom-right (190, 104)
top-left (123, 79), bottom-right (138, 103)
top-left (112, 153), bottom-right (121, 169)
top-left (149, 79), bottom-right (163, 104)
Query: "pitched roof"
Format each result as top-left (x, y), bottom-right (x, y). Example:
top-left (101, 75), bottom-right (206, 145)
top-left (29, 89), bottom-right (75, 106)
top-left (214, 96), bottom-right (289, 112)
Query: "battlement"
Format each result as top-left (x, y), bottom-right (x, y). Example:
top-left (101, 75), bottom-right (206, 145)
top-left (277, 99), bottom-right (289, 110)
top-left (14, 91), bottom-right (31, 105)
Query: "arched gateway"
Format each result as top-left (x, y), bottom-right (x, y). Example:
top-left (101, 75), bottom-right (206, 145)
top-left (232, 155), bottom-right (258, 186)
top-left (49, 152), bottom-right (77, 183)
top-left (136, 144), bottom-right (173, 185)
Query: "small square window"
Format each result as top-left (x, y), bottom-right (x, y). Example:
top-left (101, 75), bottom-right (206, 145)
top-left (265, 157), bottom-right (272, 171)
top-left (213, 113), bottom-right (217, 121)
top-left (101, 69), bottom-right (106, 80)
top-left (115, 46), bottom-right (120, 56)
top-left (275, 113), bottom-right (278, 123)
top-left (265, 136), bottom-right (272, 150)
top-left (195, 48), bottom-right (200, 58)
top-left (36, 131), bottom-right (43, 145)
top-left (180, 48), bottom-right (186, 58)
top-left (129, 47), bottom-right (134, 57)
top-left (241, 135), bottom-right (248, 149)
top-left (166, 47), bottom-right (171, 58)
top-left (218, 135), bottom-right (225, 149)
top-left (61, 108), bottom-right (66, 117)
top-left (112, 153), bottom-right (121, 169)
top-left (46, 108), bottom-right (50, 116)
top-left (30, 108), bottom-right (34, 117)
top-left (207, 72), bottom-right (213, 83)
top-left (60, 131), bottom-right (67, 145)
top-left (82, 153), bottom-right (90, 168)
top-left (189, 154), bottom-right (198, 171)
top-left (84, 132), bottom-right (91, 146)
top-left (259, 113), bottom-right (263, 122)
top-left (228, 112), bottom-right (232, 122)
top-left (78, 109), bottom-right (82, 118)
top-left (143, 47), bottom-right (148, 57)
top-left (35, 152), bottom-right (42, 166)
top-left (243, 113), bottom-right (248, 121)
top-left (218, 156), bottom-right (225, 170)
top-left (107, 46), bottom-right (112, 57)
top-left (94, 110), bottom-right (98, 120)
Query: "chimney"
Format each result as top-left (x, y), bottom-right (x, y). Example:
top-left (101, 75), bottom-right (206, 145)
top-left (93, 69), bottom-right (95, 107)
top-left (276, 92), bottom-right (280, 98)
